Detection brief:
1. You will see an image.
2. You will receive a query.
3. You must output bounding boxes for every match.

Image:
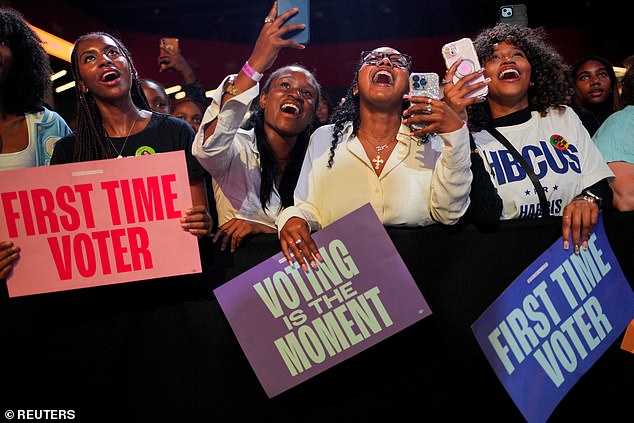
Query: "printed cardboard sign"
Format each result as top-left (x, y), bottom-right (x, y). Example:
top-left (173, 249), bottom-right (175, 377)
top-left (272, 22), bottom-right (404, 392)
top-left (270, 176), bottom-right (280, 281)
top-left (0, 151), bottom-right (201, 296)
top-left (215, 203), bottom-right (431, 397)
top-left (472, 215), bottom-right (634, 423)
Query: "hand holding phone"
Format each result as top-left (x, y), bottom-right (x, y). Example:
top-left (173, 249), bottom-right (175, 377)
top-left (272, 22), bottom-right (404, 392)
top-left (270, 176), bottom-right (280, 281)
top-left (442, 38), bottom-right (488, 98)
top-left (159, 38), bottom-right (180, 71)
top-left (500, 4), bottom-right (528, 26)
top-left (160, 37), bottom-right (179, 55)
top-left (409, 72), bottom-right (439, 130)
top-left (277, 0), bottom-right (310, 44)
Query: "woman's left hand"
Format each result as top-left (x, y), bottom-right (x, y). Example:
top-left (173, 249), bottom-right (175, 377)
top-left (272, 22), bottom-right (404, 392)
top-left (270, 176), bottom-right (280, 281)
top-left (561, 196), bottom-right (600, 254)
top-left (180, 205), bottom-right (213, 238)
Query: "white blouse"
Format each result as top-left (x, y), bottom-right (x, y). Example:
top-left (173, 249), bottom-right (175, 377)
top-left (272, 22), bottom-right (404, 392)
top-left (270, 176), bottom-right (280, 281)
top-left (276, 121), bottom-right (472, 233)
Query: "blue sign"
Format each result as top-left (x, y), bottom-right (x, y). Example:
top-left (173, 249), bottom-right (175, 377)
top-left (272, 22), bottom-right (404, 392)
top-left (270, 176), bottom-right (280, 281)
top-left (472, 215), bottom-right (634, 423)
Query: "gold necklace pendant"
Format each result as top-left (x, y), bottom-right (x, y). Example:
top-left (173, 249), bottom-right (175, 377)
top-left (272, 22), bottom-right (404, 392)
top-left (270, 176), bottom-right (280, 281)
top-left (372, 154), bottom-right (384, 169)
top-left (107, 115), bottom-right (138, 159)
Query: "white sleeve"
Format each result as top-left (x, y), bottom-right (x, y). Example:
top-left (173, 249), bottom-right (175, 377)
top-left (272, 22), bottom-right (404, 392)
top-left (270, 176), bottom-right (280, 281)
top-left (191, 75), bottom-right (259, 177)
top-left (430, 123), bottom-right (473, 224)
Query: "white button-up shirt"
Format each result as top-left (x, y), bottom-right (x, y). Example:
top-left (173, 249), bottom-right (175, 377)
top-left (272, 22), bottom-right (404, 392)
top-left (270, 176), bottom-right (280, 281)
top-left (276, 121), bottom-right (472, 232)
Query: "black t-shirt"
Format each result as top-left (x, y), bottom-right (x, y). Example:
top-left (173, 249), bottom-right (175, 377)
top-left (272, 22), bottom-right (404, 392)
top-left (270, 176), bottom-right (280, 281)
top-left (51, 112), bottom-right (206, 180)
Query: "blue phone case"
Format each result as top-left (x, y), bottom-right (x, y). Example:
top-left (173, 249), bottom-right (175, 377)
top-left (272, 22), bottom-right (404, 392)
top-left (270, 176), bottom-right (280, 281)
top-left (277, 0), bottom-right (310, 44)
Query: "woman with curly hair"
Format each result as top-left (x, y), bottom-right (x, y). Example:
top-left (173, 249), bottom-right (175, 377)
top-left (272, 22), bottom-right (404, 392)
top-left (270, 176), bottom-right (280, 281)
top-left (447, 23), bottom-right (613, 255)
top-left (0, 6), bottom-right (71, 168)
top-left (193, 3), bottom-right (320, 253)
top-left (276, 46), bottom-right (472, 271)
top-left (0, 6), bottom-right (71, 280)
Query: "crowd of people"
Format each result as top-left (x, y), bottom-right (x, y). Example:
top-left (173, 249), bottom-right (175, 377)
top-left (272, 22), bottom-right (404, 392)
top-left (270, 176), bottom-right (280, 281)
top-left (1, 2), bottom-right (632, 282)
top-left (1, 4), bottom-right (632, 421)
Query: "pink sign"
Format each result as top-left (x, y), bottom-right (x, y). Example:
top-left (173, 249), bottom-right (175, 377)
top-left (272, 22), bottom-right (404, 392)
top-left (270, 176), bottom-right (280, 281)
top-left (0, 151), bottom-right (202, 297)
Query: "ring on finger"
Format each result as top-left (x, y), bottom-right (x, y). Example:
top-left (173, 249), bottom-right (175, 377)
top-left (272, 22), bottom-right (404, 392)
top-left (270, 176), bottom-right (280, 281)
top-left (424, 104), bottom-right (432, 114)
top-left (441, 79), bottom-right (451, 85)
top-left (295, 239), bottom-right (303, 245)
top-left (264, 16), bottom-right (274, 24)
top-left (562, 215), bottom-right (571, 219)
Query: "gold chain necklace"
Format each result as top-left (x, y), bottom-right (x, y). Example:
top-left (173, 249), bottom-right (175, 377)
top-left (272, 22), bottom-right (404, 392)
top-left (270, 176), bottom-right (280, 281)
top-left (107, 118), bottom-right (137, 159)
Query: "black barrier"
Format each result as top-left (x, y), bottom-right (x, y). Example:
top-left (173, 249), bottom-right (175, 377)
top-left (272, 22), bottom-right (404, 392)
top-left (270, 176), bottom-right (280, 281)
top-left (2, 212), bottom-right (632, 421)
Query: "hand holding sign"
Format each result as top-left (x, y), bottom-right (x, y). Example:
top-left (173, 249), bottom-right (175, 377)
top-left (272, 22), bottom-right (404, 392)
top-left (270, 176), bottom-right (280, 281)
top-left (0, 151), bottom-right (202, 296)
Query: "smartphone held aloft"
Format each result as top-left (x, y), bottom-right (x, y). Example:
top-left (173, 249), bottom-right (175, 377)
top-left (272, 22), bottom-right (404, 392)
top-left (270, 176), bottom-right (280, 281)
top-left (409, 72), bottom-right (439, 131)
top-left (277, 0), bottom-right (310, 44)
top-left (160, 37), bottom-right (179, 54)
top-left (409, 72), bottom-right (440, 99)
top-left (441, 38), bottom-right (488, 98)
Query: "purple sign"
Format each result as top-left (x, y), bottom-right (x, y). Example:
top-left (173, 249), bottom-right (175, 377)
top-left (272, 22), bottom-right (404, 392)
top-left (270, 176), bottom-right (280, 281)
top-left (214, 203), bottom-right (431, 398)
top-left (472, 215), bottom-right (634, 423)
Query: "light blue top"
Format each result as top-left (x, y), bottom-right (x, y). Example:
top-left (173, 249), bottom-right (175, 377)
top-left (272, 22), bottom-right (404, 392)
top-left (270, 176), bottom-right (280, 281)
top-left (592, 105), bottom-right (634, 164)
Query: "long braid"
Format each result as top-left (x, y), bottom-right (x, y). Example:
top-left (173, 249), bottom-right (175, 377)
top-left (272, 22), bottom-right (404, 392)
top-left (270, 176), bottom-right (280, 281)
top-left (328, 69), bottom-right (361, 168)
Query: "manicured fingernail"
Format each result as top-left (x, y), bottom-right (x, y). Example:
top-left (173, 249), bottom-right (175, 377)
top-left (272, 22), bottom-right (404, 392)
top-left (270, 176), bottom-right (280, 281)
top-left (582, 241), bottom-right (588, 250)
top-left (563, 241), bottom-right (569, 250)
top-left (302, 263), bottom-right (308, 272)
top-left (574, 244), bottom-right (580, 255)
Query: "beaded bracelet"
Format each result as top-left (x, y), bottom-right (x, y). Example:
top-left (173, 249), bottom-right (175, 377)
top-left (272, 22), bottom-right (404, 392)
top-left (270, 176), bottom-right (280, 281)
top-left (241, 61), bottom-right (263, 82)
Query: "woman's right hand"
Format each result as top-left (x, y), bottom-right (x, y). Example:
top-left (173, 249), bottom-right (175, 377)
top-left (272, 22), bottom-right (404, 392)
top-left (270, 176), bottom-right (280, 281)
top-left (0, 240), bottom-right (20, 280)
top-left (279, 217), bottom-right (321, 272)
top-left (246, 1), bottom-right (307, 75)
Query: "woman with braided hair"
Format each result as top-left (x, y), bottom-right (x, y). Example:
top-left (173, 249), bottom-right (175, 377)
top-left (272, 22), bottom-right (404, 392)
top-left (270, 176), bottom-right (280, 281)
top-left (276, 46), bottom-right (473, 271)
top-left (51, 31), bottom-right (211, 238)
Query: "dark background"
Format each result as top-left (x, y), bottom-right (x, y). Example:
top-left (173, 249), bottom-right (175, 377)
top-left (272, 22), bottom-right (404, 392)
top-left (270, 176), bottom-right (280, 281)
top-left (10, 0), bottom-right (631, 124)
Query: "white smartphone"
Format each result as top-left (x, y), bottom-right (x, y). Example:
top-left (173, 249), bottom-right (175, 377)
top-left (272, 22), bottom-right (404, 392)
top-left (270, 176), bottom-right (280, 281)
top-left (441, 38), bottom-right (488, 98)
top-left (409, 72), bottom-right (439, 130)
top-left (278, 0), bottom-right (310, 44)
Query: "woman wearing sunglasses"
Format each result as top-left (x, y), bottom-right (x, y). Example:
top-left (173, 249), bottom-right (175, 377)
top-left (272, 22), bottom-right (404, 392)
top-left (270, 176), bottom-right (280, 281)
top-left (277, 46), bottom-right (473, 271)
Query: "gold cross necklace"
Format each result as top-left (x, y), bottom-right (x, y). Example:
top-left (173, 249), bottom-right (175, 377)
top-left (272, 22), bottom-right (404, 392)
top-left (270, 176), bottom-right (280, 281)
top-left (359, 129), bottom-right (397, 170)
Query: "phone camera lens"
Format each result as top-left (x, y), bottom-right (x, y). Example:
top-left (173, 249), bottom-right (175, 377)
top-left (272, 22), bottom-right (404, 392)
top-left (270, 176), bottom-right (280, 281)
top-left (420, 77), bottom-right (427, 86)
top-left (413, 75), bottom-right (420, 82)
